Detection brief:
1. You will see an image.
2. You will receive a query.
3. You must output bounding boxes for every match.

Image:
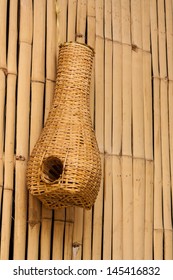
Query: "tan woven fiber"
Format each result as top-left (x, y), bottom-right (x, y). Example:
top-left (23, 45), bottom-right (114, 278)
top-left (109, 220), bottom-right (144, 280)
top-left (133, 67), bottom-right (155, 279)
top-left (26, 42), bottom-right (101, 209)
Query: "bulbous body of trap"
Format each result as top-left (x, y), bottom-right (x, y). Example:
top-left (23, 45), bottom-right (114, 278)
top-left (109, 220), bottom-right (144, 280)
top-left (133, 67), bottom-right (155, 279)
top-left (26, 42), bottom-right (101, 209)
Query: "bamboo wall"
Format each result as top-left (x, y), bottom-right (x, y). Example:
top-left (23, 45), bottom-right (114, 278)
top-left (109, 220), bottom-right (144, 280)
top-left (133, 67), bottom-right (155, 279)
top-left (0, 0), bottom-right (173, 260)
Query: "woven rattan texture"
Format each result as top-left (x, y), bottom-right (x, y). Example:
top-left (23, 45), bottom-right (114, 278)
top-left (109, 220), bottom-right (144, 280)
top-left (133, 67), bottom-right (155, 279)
top-left (26, 42), bottom-right (101, 209)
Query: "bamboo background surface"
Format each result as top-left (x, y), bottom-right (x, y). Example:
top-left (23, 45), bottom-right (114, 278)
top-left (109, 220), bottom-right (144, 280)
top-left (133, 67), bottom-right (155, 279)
top-left (0, 0), bottom-right (173, 260)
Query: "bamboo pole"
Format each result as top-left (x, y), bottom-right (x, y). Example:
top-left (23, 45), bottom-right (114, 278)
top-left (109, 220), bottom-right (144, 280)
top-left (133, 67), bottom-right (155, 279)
top-left (13, 0), bottom-right (32, 260)
top-left (0, 0), bottom-right (18, 260)
top-left (0, 0), bottom-right (7, 69)
top-left (0, 69), bottom-right (5, 230)
top-left (52, 0), bottom-right (67, 260)
top-left (144, 161), bottom-right (154, 259)
top-left (52, 211), bottom-right (65, 260)
top-left (160, 79), bottom-right (172, 259)
top-left (150, 0), bottom-right (163, 260)
top-left (165, 0), bottom-right (173, 81)
top-left (168, 81), bottom-right (173, 258)
top-left (112, 0), bottom-right (121, 44)
top-left (121, 0), bottom-right (131, 45)
top-left (64, 208), bottom-right (74, 260)
top-left (122, 156), bottom-right (133, 259)
top-left (103, 0), bottom-right (113, 260)
top-left (83, 0), bottom-right (96, 260)
top-left (71, 0), bottom-right (87, 260)
top-left (122, 45), bottom-right (132, 156)
top-left (39, 12), bottom-right (57, 262)
top-left (131, 0), bottom-right (145, 260)
top-left (0, 0), bottom-right (7, 234)
top-left (27, 0), bottom-right (46, 260)
top-left (166, 0), bottom-right (173, 260)
top-left (133, 158), bottom-right (145, 260)
top-left (158, 0), bottom-right (172, 260)
top-left (142, 0), bottom-right (150, 52)
top-left (153, 78), bottom-right (163, 259)
top-left (41, 0), bottom-right (57, 261)
top-left (92, 0), bottom-right (104, 260)
top-left (112, 1), bottom-right (123, 260)
top-left (112, 156), bottom-right (122, 259)
top-left (67, 0), bottom-right (77, 42)
top-left (143, 52), bottom-right (154, 260)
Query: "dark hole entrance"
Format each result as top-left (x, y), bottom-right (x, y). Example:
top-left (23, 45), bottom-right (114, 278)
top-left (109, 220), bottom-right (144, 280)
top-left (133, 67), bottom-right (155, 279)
top-left (41, 156), bottom-right (63, 183)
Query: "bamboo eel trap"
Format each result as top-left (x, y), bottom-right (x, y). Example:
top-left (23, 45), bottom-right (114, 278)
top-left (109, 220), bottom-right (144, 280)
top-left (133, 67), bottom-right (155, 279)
top-left (26, 42), bottom-right (101, 209)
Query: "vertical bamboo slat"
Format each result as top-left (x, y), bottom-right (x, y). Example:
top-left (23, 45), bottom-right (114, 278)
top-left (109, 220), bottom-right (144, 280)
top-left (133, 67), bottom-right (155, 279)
top-left (72, 0), bottom-right (87, 260)
top-left (150, 0), bottom-right (163, 260)
top-left (103, 0), bottom-right (113, 260)
top-left (153, 79), bottom-right (163, 259)
top-left (52, 0), bottom-right (67, 260)
top-left (83, 0), bottom-right (96, 260)
top-left (158, 0), bottom-right (172, 260)
top-left (27, 0), bottom-right (46, 260)
top-left (122, 156), bottom-right (133, 259)
top-left (0, 0), bottom-right (18, 260)
top-left (112, 0), bottom-right (123, 261)
top-left (0, 0), bottom-right (7, 229)
top-left (67, 0), bottom-right (77, 42)
top-left (92, 0), bottom-right (104, 260)
top-left (13, 0), bottom-right (32, 259)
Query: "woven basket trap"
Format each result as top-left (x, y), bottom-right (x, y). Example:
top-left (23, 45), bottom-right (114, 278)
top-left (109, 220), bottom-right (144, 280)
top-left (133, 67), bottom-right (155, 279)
top-left (26, 42), bottom-right (101, 210)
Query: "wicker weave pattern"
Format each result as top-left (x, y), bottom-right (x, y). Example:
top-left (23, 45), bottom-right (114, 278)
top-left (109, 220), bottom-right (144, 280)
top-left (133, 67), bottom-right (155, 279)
top-left (26, 42), bottom-right (101, 209)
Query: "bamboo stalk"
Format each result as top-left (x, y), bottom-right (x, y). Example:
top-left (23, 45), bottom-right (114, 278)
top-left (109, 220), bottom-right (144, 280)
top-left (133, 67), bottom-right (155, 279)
top-left (133, 158), bottom-right (145, 260)
top-left (34, 0), bottom-right (52, 261)
top-left (103, 156), bottom-right (112, 259)
top-left (92, 0), bottom-right (104, 260)
top-left (158, 0), bottom-right (172, 260)
top-left (67, 0), bottom-right (77, 42)
top-left (64, 208), bottom-right (74, 260)
top-left (58, 0), bottom-right (68, 43)
top-left (144, 160), bottom-right (154, 259)
top-left (0, 0), bottom-right (7, 239)
top-left (0, 69), bottom-right (5, 229)
top-left (71, 0), bottom-right (87, 260)
top-left (122, 45), bottom-right (132, 156)
top-left (112, 0), bottom-right (121, 43)
top-left (51, 0), bottom-right (68, 260)
top-left (150, 0), bottom-right (159, 77)
top-left (131, 0), bottom-right (142, 49)
top-left (82, 0), bottom-right (96, 260)
top-left (87, 0), bottom-right (96, 125)
top-left (92, 155), bottom-right (104, 260)
top-left (52, 210), bottom-right (65, 260)
top-left (0, 0), bottom-right (7, 69)
top-left (165, 0), bottom-right (173, 81)
top-left (0, 0), bottom-right (18, 259)
top-left (112, 156), bottom-right (122, 259)
top-left (143, 52), bottom-right (153, 160)
top-left (168, 81), bottom-right (173, 258)
top-left (121, 0), bottom-right (131, 44)
top-left (158, 0), bottom-right (167, 79)
top-left (142, 0), bottom-right (150, 52)
top-left (132, 50), bottom-right (144, 158)
top-left (103, 0), bottom-right (113, 260)
top-left (27, 0), bottom-right (46, 260)
top-left (153, 78), bottom-right (163, 260)
top-left (112, 42), bottom-right (122, 155)
top-left (13, 0), bottom-right (32, 260)
top-left (122, 156), bottom-right (133, 259)
top-left (160, 79), bottom-right (172, 259)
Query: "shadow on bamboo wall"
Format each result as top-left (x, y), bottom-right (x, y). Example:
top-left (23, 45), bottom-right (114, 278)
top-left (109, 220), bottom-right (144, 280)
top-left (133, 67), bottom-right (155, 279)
top-left (0, 0), bottom-right (173, 260)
